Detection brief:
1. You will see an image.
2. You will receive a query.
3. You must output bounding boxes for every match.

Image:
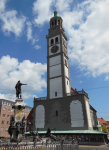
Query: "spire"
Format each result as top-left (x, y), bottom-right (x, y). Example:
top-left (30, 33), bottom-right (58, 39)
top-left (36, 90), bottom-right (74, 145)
top-left (50, 7), bottom-right (61, 21)
top-left (54, 7), bottom-right (58, 17)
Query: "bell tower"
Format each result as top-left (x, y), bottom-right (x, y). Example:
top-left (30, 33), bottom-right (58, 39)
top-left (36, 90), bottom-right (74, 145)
top-left (46, 9), bottom-right (71, 99)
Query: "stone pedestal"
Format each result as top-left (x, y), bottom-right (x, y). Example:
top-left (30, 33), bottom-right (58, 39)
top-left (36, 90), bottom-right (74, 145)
top-left (14, 99), bottom-right (25, 122)
top-left (10, 98), bottom-right (25, 142)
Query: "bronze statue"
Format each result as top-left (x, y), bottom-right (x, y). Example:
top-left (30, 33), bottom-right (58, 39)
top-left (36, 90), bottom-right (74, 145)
top-left (22, 117), bottom-right (26, 127)
top-left (15, 80), bottom-right (27, 98)
top-left (10, 116), bottom-right (15, 126)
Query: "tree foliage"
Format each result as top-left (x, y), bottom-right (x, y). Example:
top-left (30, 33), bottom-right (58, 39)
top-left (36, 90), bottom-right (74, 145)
top-left (102, 126), bottom-right (108, 133)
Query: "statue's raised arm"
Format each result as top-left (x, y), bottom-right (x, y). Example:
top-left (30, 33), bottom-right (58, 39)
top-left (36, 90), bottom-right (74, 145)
top-left (15, 80), bottom-right (27, 99)
top-left (21, 83), bottom-right (27, 85)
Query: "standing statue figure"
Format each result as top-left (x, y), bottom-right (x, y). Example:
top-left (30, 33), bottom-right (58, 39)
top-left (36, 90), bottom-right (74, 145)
top-left (15, 80), bottom-right (27, 99)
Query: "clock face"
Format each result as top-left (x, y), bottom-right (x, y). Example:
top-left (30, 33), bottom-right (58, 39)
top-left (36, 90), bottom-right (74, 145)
top-left (51, 46), bottom-right (59, 53)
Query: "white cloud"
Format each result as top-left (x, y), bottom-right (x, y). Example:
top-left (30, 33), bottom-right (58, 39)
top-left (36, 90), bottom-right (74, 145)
top-left (34, 45), bottom-right (41, 49)
top-left (33, 0), bottom-right (53, 25)
top-left (0, 93), bottom-right (16, 101)
top-left (26, 21), bottom-right (32, 41)
top-left (0, 0), bottom-right (6, 12)
top-left (0, 55), bottom-right (47, 100)
top-left (56, 0), bottom-right (72, 12)
top-left (26, 21), bottom-right (39, 47)
top-left (0, 93), bottom-right (33, 103)
top-left (0, 0), bottom-right (26, 37)
top-left (105, 76), bottom-right (109, 81)
top-left (60, 0), bottom-right (109, 80)
top-left (33, 0), bottom-right (109, 80)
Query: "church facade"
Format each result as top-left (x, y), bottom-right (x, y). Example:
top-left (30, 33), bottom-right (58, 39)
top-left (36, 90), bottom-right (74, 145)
top-left (32, 10), bottom-right (107, 144)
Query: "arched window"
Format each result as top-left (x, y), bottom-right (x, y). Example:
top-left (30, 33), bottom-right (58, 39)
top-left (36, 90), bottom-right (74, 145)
top-left (58, 20), bottom-right (60, 25)
top-left (56, 110), bottom-right (58, 116)
top-left (55, 20), bottom-right (57, 25)
top-left (35, 105), bottom-right (45, 129)
top-left (70, 100), bottom-right (84, 127)
top-left (55, 37), bottom-right (58, 43)
top-left (51, 39), bottom-right (54, 45)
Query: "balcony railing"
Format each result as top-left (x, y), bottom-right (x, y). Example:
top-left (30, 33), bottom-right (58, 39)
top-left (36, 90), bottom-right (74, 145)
top-left (67, 89), bottom-right (88, 98)
top-left (34, 89), bottom-right (88, 101)
top-left (34, 97), bottom-right (47, 101)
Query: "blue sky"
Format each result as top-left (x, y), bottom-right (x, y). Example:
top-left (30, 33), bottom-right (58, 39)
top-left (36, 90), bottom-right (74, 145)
top-left (0, 0), bottom-right (109, 121)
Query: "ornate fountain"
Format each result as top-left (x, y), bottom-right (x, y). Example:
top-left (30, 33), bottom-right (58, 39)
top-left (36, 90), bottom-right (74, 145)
top-left (8, 81), bottom-right (27, 142)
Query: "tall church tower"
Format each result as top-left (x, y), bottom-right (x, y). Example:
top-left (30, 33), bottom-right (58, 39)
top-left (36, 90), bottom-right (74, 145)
top-left (46, 10), bottom-right (71, 99)
top-left (34, 9), bottom-right (94, 132)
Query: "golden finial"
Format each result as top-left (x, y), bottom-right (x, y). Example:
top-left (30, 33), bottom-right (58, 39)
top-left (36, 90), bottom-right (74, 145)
top-left (55, 6), bottom-right (56, 11)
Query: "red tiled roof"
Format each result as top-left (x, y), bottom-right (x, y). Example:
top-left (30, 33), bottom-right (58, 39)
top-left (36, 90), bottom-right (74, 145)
top-left (71, 87), bottom-right (79, 94)
top-left (98, 118), bottom-right (109, 126)
top-left (106, 121), bottom-right (109, 124)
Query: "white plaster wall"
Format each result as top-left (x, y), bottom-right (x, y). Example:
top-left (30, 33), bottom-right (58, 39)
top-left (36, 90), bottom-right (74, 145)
top-left (49, 35), bottom-right (60, 46)
top-left (70, 100), bottom-right (84, 127)
top-left (62, 36), bottom-right (67, 47)
top-left (35, 105), bottom-right (45, 129)
top-left (64, 57), bottom-right (67, 65)
top-left (49, 55), bottom-right (61, 66)
top-left (49, 64), bottom-right (61, 78)
top-left (49, 43), bottom-right (60, 56)
top-left (86, 101), bottom-right (93, 128)
top-left (65, 66), bottom-right (68, 77)
top-left (64, 56), bottom-right (69, 77)
top-left (50, 77), bottom-right (63, 99)
top-left (65, 78), bottom-right (70, 93)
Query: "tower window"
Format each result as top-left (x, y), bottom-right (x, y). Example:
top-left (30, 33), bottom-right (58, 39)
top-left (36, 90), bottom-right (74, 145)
top-left (55, 37), bottom-right (58, 43)
top-left (58, 20), bottom-right (60, 25)
top-left (65, 59), bottom-right (67, 67)
top-left (52, 22), bottom-right (54, 26)
top-left (56, 111), bottom-right (58, 116)
top-left (51, 39), bottom-right (54, 45)
top-left (67, 81), bottom-right (68, 85)
top-left (55, 92), bottom-right (57, 96)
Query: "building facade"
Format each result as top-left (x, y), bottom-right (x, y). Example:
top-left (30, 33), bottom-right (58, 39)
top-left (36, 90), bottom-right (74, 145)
top-left (0, 99), bottom-right (32, 138)
top-left (32, 10), bottom-right (107, 145)
top-left (90, 105), bottom-right (98, 130)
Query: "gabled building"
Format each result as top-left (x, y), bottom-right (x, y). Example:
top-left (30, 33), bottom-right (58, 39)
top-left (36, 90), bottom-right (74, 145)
top-left (98, 118), bottom-right (109, 132)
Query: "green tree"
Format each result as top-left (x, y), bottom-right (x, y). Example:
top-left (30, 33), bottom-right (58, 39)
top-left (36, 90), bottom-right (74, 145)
top-left (102, 126), bottom-right (108, 133)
